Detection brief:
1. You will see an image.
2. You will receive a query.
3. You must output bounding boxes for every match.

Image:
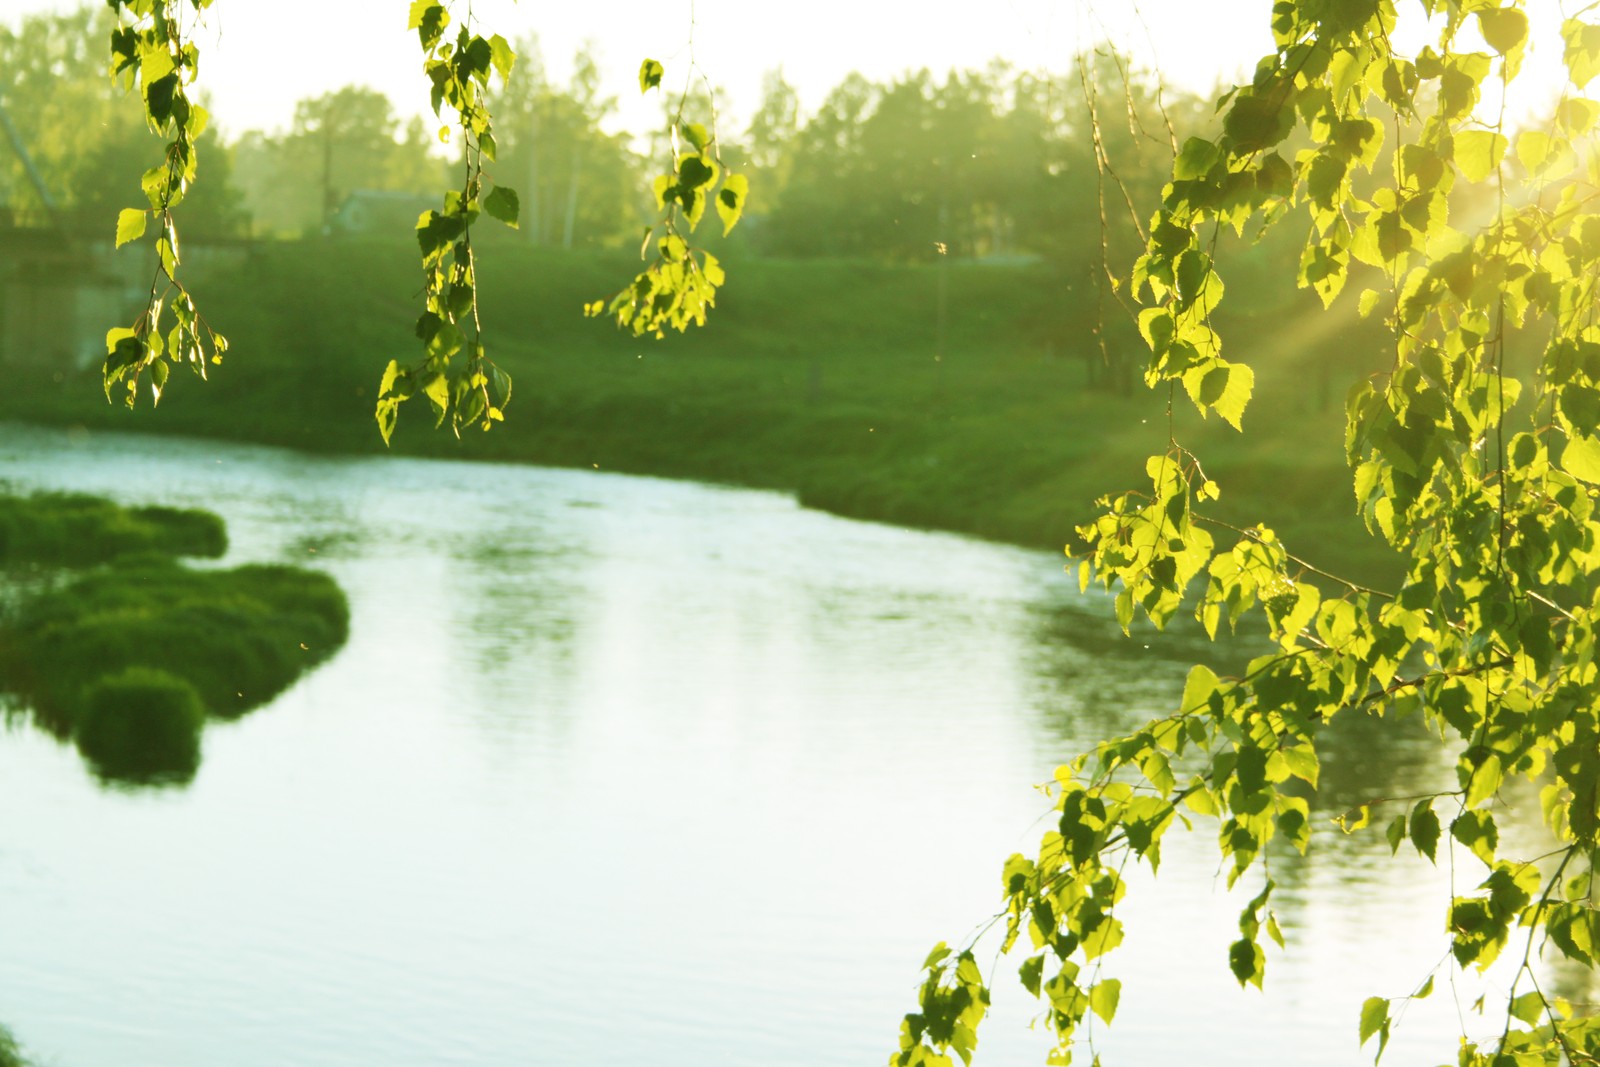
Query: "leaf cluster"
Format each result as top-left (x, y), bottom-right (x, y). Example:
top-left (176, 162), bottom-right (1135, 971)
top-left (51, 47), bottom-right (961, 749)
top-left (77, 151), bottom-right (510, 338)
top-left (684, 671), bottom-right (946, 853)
top-left (584, 60), bottom-right (749, 339)
top-left (103, 0), bottom-right (228, 407)
top-left (895, 3), bottom-right (1600, 1066)
top-left (375, 1), bottom-right (520, 443)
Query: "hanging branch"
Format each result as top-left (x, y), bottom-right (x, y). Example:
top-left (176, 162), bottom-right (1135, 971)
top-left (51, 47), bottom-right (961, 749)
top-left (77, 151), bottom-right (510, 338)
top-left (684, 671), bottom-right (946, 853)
top-left (373, 0), bottom-right (520, 443)
top-left (584, 46), bottom-right (749, 339)
top-left (103, 0), bottom-right (227, 407)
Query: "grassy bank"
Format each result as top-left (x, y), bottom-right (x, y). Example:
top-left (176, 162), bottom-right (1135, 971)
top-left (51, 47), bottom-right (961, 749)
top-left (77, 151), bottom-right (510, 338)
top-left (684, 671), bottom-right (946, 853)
top-left (0, 238), bottom-right (1399, 583)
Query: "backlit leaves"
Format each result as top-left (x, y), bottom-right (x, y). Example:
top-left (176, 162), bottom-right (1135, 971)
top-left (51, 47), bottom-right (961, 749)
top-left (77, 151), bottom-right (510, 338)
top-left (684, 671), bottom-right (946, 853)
top-left (377, 2), bottom-right (518, 441)
top-left (588, 60), bottom-right (749, 339)
top-left (102, 0), bottom-right (228, 407)
top-left (483, 185), bottom-right (520, 229)
top-left (639, 58), bottom-right (664, 94)
top-left (1454, 129), bottom-right (1507, 182)
top-left (902, 5), bottom-right (1600, 1067)
top-left (717, 173), bottom-right (749, 236)
top-left (1565, 17), bottom-right (1600, 88)
top-left (114, 207), bottom-right (147, 247)
top-left (1359, 997), bottom-right (1390, 1061)
top-left (1477, 8), bottom-right (1528, 57)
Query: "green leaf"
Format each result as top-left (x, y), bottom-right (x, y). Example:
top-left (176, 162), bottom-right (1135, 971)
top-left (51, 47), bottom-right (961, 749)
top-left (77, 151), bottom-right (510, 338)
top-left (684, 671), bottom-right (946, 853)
top-left (1019, 955), bottom-right (1044, 997)
top-left (1451, 810), bottom-right (1499, 867)
top-left (1191, 362), bottom-right (1254, 430)
top-left (1515, 130), bottom-right (1552, 175)
top-left (464, 35), bottom-right (493, 80)
top-left (1565, 18), bottom-right (1600, 87)
top-left (1562, 434), bottom-right (1600, 483)
top-left (104, 326), bottom-right (139, 359)
top-left (375, 397), bottom-right (399, 446)
top-left (1508, 990), bottom-right (1544, 1025)
top-left (1089, 979), bottom-right (1121, 1024)
top-left (140, 166), bottom-right (166, 210)
top-left (1228, 938), bottom-right (1264, 989)
top-left (416, 210), bottom-right (466, 260)
top-left (652, 175), bottom-right (673, 210)
top-left (1180, 664), bottom-right (1219, 715)
top-left (639, 58), bottom-right (664, 93)
top-left (487, 34), bottom-right (514, 83)
top-left (681, 122), bottom-right (710, 153)
top-left (115, 208), bottom-right (148, 248)
top-left (149, 357), bottom-right (169, 405)
top-left (1463, 752), bottom-right (1502, 809)
top-left (422, 373), bottom-right (450, 417)
top-left (1454, 129), bottom-right (1507, 182)
top-left (1281, 746), bottom-right (1319, 789)
top-left (1174, 250), bottom-right (1223, 315)
top-left (1173, 137), bottom-right (1220, 181)
top-left (484, 186), bottom-right (520, 229)
top-left (702, 251), bottom-right (726, 287)
top-left (1477, 8), bottom-right (1528, 56)
top-left (406, 0), bottom-right (436, 29)
top-left (1385, 813), bottom-right (1407, 854)
top-left (490, 364), bottom-right (512, 406)
top-left (1224, 89), bottom-right (1295, 152)
top-left (679, 155), bottom-right (716, 191)
top-left (717, 173), bottom-right (749, 237)
top-left (1359, 996), bottom-right (1389, 1051)
top-left (378, 359), bottom-right (402, 398)
top-left (1409, 800), bottom-right (1440, 862)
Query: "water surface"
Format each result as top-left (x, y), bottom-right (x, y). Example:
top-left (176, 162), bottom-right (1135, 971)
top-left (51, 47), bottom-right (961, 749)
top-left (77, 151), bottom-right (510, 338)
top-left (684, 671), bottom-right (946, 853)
top-left (0, 424), bottom-right (1550, 1066)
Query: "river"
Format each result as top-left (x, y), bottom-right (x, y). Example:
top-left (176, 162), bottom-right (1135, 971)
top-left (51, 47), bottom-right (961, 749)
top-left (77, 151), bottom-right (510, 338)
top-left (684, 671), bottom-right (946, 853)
top-left (0, 423), bottom-right (1559, 1066)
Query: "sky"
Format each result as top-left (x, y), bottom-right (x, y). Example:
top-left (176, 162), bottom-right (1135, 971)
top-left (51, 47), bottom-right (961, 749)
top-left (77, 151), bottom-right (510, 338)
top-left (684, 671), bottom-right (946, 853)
top-left (0, 0), bottom-right (1276, 136)
top-left (0, 0), bottom-right (1577, 139)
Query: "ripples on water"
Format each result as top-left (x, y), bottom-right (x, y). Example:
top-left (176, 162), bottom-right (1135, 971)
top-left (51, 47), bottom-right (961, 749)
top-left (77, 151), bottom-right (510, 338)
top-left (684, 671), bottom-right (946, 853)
top-left (0, 424), bottom-right (1564, 1067)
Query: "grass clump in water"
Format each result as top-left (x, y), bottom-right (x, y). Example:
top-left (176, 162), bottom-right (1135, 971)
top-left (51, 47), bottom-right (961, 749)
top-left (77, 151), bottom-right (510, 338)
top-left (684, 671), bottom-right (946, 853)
top-left (0, 488), bottom-right (349, 788)
top-left (0, 1025), bottom-right (31, 1067)
top-left (75, 667), bottom-right (205, 786)
top-left (0, 491), bottom-right (226, 566)
top-left (3, 553), bottom-right (349, 735)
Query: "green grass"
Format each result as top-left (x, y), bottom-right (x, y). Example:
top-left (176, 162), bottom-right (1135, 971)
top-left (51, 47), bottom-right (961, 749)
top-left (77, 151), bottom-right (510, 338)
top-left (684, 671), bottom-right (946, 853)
top-left (75, 667), bottom-right (205, 786)
top-left (3, 554), bottom-right (349, 737)
top-left (0, 237), bottom-right (1401, 583)
top-left (0, 489), bottom-right (349, 787)
top-left (0, 491), bottom-right (226, 567)
top-left (0, 1025), bottom-right (29, 1067)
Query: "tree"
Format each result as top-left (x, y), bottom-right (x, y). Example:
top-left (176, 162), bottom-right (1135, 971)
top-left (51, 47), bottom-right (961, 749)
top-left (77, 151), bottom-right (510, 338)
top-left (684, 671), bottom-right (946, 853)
top-left (893, 3), bottom-right (1600, 1066)
top-left (488, 38), bottom-right (644, 249)
top-left (0, 5), bottom-right (242, 235)
top-left (228, 85), bottom-right (445, 238)
top-left (742, 68), bottom-right (801, 209)
top-left (0, 5), bottom-right (126, 218)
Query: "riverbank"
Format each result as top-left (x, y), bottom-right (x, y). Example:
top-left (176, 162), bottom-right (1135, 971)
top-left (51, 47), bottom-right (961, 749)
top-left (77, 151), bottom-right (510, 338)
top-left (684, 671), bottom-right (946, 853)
top-left (0, 238), bottom-right (1398, 583)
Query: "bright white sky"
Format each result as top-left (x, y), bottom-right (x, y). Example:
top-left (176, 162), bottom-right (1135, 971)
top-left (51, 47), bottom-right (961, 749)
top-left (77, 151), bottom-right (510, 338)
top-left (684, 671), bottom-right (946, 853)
top-left (0, 0), bottom-right (1577, 139)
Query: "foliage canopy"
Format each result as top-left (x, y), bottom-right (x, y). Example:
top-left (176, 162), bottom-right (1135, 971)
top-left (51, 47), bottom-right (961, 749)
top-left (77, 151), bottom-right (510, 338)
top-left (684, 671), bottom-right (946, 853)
top-left (894, 2), bottom-right (1600, 1066)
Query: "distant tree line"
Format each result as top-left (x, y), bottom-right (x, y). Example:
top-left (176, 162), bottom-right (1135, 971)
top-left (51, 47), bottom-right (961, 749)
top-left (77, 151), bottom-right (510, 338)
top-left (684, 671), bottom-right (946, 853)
top-left (0, 4), bottom-right (1213, 267)
top-left (748, 57), bottom-right (1204, 267)
top-left (0, 6), bottom-right (242, 235)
